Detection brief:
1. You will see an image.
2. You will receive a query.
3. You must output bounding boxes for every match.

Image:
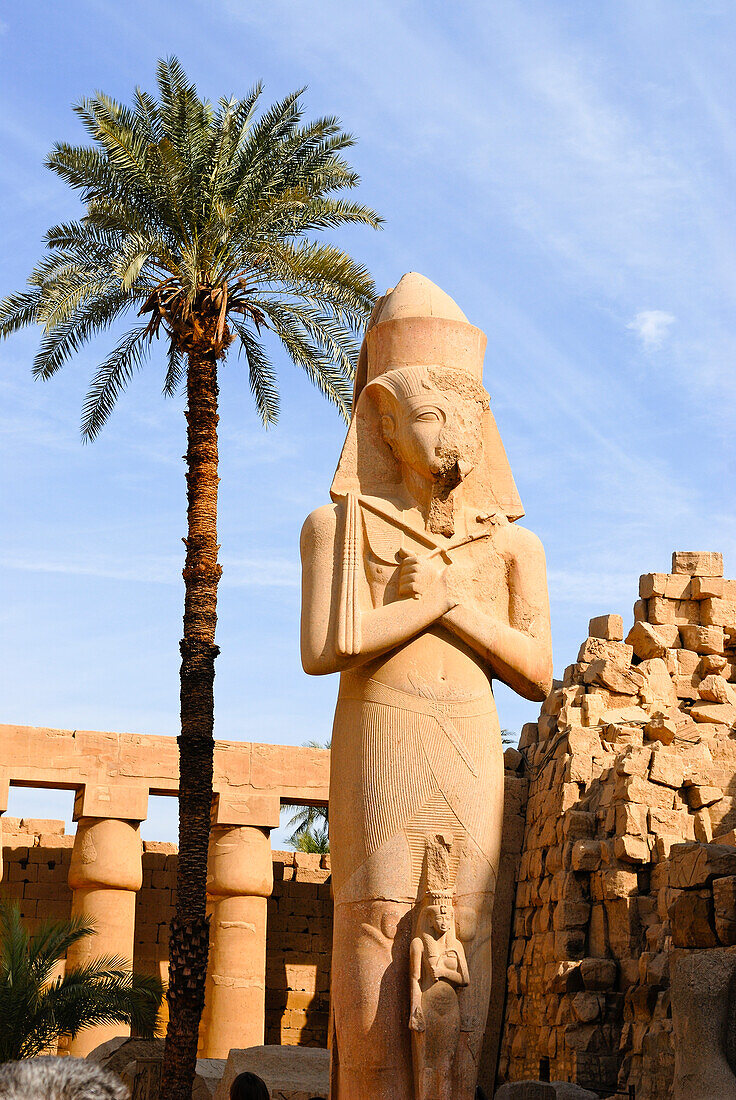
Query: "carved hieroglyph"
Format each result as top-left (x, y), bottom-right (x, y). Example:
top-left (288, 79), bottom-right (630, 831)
top-left (300, 273), bottom-right (553, 1099)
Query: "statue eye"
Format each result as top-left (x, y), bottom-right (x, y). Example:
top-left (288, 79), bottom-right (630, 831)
top-left (415, 409), bottom-right (441, 422)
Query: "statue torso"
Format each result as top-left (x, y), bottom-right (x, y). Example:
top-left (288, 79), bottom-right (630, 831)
top-left (342, 494), bottom-right (511, 700)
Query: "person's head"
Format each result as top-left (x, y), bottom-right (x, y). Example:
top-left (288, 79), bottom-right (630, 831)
top-left (368, 365), bottom-right (487, 489)
top-left (0, 1056), bottom-right (127, 1100)
top-left (229, 1070), bottom-right (270, 1100)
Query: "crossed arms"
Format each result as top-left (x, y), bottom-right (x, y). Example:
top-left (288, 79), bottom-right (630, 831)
top-left (300, 502), bottom-right (553, 702)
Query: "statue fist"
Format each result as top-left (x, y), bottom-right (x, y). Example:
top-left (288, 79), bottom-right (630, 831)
top-left (409, 1004), bottom-right (426, 1032)
top-left (397, 550), bottom-right (446, 601)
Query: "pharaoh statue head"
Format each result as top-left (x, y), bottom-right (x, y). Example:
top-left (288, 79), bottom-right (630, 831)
top-left (331, 272), bottom-right (524, 529)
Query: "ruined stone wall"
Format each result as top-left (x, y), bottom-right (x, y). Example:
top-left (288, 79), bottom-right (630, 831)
top-left (499, 551), bottom-right (736, 1098)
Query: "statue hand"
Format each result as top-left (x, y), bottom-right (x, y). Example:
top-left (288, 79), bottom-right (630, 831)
top-left (409, 1004), bottom-right (426, 1032)
top-left (397, 551), bottom-right (451, 606)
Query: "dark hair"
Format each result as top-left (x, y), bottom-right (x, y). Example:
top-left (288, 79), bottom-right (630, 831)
top-left (230, 1071), bottom-right (270, 1100)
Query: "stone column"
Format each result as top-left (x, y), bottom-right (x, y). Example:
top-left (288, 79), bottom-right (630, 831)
top-left (198, 824), bottom-right (274, 1058)
top-left (67, 815), bottom-right (143, 1055)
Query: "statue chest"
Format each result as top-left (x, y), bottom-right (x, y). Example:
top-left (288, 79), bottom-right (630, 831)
top-left (360, 509), bottom-right (511, 622)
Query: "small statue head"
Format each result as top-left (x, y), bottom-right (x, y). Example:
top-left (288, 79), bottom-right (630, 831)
top-left (426, 898), bottom-right (453, 936)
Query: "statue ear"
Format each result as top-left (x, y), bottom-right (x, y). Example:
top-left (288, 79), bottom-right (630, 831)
top-left (380, 413), bottom-right (396, 445)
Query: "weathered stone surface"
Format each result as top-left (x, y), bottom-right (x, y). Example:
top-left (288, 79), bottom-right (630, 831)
top-left (637, 657), bottom-right (678, 707)
top-left (700, 597), bottom-right (736, 628)
top-left (668, 843), bottom-right (736, 888)
top-left (567, 840), bottom-right (598, 873)
top-left (690, 701), bottom-right (736, 726)
top-left (214, 1046), bottom-right (330, 1100)
top-left (616, 774), bottom-right (675, 810)
top-left (686, 784), bottom-right (723, 810)
top-left (680, 624), bottom-right (725, 654)
top-left (714, 877), bottom-right (736, 946)
top-left (601, 869), bottom-right (639, 899)
top-left (649, 747), bottom-right (685, 789)
top-left (579, 957), bottom-right (617, 991)
top-left (640, 573), bottom-right (693, 600)
top-left (671, 551), bottom-right (723, 577)
top-left (669, 890), bottom-right (718, 948)
top-left (698, 673), bottom-right (736, 704)
top-left (614, 834), bottom-right (650, 865)
top-left (642, 719), bottom-right (675, 750)
top-left (671, 947), bottom-right (736, 1099)
top-left (494, 1082), bottom-right (599, 1099)
top-left (626, 620), bottom-right (679, 660)
top-left (583, 658), bottom-right (641, 695)
top-left (577, 638), bottom-right (633, 667)
top-left (588, 614), bottom-right (624, 641)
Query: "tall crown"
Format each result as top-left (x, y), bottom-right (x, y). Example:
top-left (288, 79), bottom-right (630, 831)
top-left (353, 273), bottom-right (487, 402)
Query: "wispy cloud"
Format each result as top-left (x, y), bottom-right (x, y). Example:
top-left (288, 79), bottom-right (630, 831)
top-left (0, 553), bottom-right (299, 588)
top-left (627, 310), bottom-right (676, 350)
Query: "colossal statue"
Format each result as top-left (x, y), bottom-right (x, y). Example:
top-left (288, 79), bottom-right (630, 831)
top-left (300, 273), bottom-right (553, 1099)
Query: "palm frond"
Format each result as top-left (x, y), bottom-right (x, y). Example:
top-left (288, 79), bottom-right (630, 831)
top-left (80, 324), bottom-right (151, 441)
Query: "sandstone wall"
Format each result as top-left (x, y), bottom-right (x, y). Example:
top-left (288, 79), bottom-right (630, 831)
top-left (0, 824), bottom-right (334, 1048)
top-left (499, 551), bottom-right (736, 1098)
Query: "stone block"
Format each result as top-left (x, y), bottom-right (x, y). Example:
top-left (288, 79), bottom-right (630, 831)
top-left (697, 674), bottom-right (736, 704)
top-left (671, 551), bottom-right (723, 577)
top-left (648, 806), bottom-right (694, 840)
top-left (644, 715), bottom-right (677, 745)
top-left (713, 877), bottom-right (736, 946)
top-left (601, 869), bottom-right (638, 899)
top-left (626, 621), bottom-right (680, 660)
top-left (669, 890), bottom-right (718, 948)
top-left (600, 705), bottom-right (650, 727)
top-left (686, 785), bottom-right (723, 810)
top-left (614, 835), bottom-right (650, 864)
top-left (616, 774), bottom-right (675, 810)
top-left (214, 1046), bottom-right (330, 1100)
top-left (571, 840), bottom-right (602, 872)
top-left (668, 842), bottom-right (736, 888)
top-left (583, 659), bottom-right (641, 695)
top-left (588, 614), bottom-right (624, 641)
top-left (577, 638), bottom-right (633, 667)
top-left (693, 807), bottom-right (713, 843)
top-left (553, 900), bottom-right (591, 930)
top-left (649, 597), bottom-right (700, 626)
top-left (579, 957), bottom-right (617, 990)
top-left (679, 625), bottom-right (724, 654)
top-left (640, 573), bottom-right (692, 599)
top-left (691, 576), bottom-right (727, 599)
top-left (689, 701), bottom-right (736, 726)
top-left (649, 747), bottom-right (685, 789)
top-left (637, 657), bottom-right (678, 707)
top-left (701, 598), bottom-right (736, 628)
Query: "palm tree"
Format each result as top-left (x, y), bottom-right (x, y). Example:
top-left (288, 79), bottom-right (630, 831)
top-left (0, 58), bottom-right (380, 1099)
top-left (283, 738), bottom-right (330, 851)
top-left (0, 898), bottom-right (163, 1061)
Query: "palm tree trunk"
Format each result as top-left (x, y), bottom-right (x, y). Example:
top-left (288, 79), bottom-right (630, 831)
top-left (161, 338), bottom-right (222, 1100)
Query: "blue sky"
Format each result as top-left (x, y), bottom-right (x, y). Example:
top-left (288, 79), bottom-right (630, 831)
top-left (2, 1), bottom-right (736, 843)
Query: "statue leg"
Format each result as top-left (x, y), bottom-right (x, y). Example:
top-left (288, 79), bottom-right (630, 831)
top-left (412, 980), bottom-right (461, 1100)
top-left (331, 898), bottom-right (415, 1100)
top-left (451, 825), bottom-right (502, 1098)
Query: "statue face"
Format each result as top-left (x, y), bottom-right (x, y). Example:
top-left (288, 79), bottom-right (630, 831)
top-left (380, 387), bottom-right (483, 485)
top-left (427, 903), bottom-right (452, 935)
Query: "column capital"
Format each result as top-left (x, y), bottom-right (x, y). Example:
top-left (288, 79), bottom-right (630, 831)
top-left (73, 783), bottom-right (148, 822)
top-left (212, 789), bottom-right (280, 828)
